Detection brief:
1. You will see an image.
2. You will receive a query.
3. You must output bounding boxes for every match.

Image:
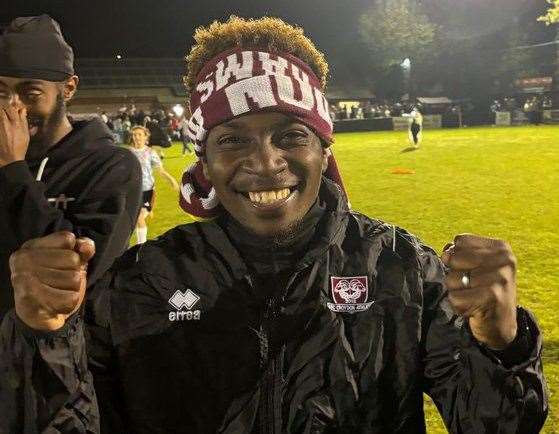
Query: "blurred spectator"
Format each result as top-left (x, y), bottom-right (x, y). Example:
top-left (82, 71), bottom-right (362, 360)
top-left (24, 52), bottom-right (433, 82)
top-left (534, 96), bottom-right (543, 125)
top-left (357, 106), bottom-right (364, 119)
top-left (122, 114), bottom-right (132, 143)
top-left (112, 115), bottom-right (123, 144)
top-left (523, 97), bottom-right (538, 125)
top-left (490, 100), bottom-right (502, 113)
top-left (136, 110), bottom-right (147, 126)
top-left (169, 114), bottom-right (182, 141)
top-left (146, 111), bottom-right (172, 158)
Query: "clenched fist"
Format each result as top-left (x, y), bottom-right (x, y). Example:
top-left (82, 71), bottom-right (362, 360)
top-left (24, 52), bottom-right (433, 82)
top-left (10, 232), bottom-right (95, 331)
top-left (441, 234), bottom-right (518, 350)
top-left (0, 105), bottom-right (29, 167)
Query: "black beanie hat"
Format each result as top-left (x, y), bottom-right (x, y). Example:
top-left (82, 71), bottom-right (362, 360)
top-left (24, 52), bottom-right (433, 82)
top-left (0, 15), bottom-right (74, 81)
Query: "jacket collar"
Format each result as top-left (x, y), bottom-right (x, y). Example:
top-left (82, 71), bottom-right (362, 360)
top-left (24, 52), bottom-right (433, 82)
top-left (196, 177), bottom-right (350, 280)
top-left (26, 118), bottom-right (113, 169)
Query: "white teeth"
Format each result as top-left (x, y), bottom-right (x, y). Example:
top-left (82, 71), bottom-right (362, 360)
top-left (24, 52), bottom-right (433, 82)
top-left (247, 188), bottom-right (291, 205)
top-left (277, 189), bottom-right (289, 199)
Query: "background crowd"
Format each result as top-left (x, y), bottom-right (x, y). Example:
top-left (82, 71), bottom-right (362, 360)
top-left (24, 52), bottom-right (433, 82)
top-left (92, 104), bottom-right (191, 152)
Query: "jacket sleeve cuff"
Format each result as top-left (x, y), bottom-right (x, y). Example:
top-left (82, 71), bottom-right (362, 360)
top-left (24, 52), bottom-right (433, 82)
top-left (14, 311), bottom-right (81, 344)
top-left (485, 307), bottom-right (535, 368)
top-left (469, 307), bottom-right (540, 369)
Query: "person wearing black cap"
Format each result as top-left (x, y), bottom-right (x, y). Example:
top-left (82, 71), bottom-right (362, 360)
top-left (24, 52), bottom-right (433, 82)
top-left (0, 15), bottom-right (142, 320)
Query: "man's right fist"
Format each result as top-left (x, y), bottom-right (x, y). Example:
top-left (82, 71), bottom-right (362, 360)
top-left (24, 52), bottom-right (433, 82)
top-left (9, 231), bottom-right (95, 331)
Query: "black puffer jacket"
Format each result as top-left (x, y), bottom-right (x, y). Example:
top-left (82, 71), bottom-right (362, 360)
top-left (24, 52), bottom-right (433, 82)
top-left (0, 180), bottom-right (547, 433)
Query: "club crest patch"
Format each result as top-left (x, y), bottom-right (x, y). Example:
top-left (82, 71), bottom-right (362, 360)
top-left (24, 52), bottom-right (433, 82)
top-left (327, 276), bottom-right (374, 313)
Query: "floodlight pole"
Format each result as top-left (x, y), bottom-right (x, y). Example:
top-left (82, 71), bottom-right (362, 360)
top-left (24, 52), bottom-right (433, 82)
top-left (401, 58), bottom-right (412, 101)
top-left (551, 24), bottom-right (559, 108)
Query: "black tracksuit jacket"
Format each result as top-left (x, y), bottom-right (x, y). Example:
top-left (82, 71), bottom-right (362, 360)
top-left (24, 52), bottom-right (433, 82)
top-left (0, 180), bottom-right (547, 433)
top-left (0, 118), bottom-right (142, 319)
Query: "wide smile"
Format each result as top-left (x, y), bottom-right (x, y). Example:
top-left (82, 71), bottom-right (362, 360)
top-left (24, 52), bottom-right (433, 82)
top-left (239, 186), bottom-right (298, 211)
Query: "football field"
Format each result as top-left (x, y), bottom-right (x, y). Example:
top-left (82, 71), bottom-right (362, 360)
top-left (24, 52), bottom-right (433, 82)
top-left (138, 125), bottom-right (558, 433)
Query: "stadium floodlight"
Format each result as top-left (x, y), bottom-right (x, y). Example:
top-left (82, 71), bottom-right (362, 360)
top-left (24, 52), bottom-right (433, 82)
top-left (401, 58), bottom-right (411, 71)
top-left (116, 54), bottom-right (122, 60)
top-left (173, 104), bottom-right (185, 117)
top-left (400, 58), bottom-right (412, 98)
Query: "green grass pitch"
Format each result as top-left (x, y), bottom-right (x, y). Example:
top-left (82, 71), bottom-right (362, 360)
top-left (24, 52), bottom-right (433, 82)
top-left (132, 125), bottom-right (559, 433)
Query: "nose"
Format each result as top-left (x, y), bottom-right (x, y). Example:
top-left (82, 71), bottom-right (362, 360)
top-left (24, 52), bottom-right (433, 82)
top-left (245, 139), bottom-right (288, 177)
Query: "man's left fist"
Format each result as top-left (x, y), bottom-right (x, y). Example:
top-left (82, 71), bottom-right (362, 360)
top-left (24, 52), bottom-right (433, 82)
top-left (441, 234), bottom-right (518, 350)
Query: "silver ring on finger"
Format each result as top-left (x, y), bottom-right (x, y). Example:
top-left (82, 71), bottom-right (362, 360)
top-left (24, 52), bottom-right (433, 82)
top-left (460, 271), bottom-right (471, 289)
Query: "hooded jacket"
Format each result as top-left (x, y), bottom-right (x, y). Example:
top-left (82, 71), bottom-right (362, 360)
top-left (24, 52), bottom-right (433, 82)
top-left (0, 180), bottom-right (547, 433)
top-left (0, 118), bottom-right (142, 319)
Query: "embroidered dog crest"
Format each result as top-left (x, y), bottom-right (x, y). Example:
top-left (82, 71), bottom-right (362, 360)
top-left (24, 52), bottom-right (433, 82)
top-left (327, 276), bottom-right (374, 313)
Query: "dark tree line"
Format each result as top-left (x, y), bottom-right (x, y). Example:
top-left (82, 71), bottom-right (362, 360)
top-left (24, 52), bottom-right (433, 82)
top-left (350, 0), bottom-right (557, 100)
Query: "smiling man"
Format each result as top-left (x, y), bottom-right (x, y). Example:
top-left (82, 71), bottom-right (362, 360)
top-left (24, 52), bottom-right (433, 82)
top-left (0, 15), bottom-right (142, 319)
top-left (0, 16), bottom-right (547, 434)
top-left (201, 113), bottom-right (328, 240)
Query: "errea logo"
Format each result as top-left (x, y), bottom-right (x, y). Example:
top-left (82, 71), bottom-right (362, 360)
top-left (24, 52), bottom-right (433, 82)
top-left (169, 289), bottom-right (200, 310)
top-left (168, 289), bottom-right (201, 321)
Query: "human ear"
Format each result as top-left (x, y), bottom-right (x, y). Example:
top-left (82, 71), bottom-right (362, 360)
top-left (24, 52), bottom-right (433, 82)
top-left (62, 76), bottom-right (79, 102)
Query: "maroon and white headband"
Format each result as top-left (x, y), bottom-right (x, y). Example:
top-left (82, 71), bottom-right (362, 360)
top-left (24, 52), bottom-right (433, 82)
top-left (180, 47), bottom-right (346, 218)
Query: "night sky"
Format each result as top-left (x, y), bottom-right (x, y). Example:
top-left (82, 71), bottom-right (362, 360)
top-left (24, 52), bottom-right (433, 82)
top-left (1, 0), bottom-right (374, 59)
top-left (1, 0), bottom-right (554, 82)
top-left (4, 0), bottom-right (553, 56)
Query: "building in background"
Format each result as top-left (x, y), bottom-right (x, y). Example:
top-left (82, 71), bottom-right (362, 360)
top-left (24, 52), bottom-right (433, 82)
top-left (69, 58), bottom-right (186, 115)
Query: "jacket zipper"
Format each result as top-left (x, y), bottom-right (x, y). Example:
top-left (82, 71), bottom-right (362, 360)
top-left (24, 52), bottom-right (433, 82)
top-left (256, 268), bottom-right (300, 434)
top-left (259, 297), bottom-right (282, 434)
